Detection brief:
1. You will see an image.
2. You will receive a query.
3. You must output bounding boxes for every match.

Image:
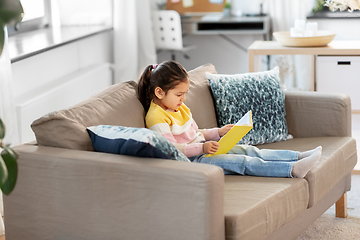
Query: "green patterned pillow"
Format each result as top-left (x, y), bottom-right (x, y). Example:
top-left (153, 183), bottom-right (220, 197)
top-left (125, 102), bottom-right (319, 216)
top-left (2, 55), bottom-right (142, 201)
top-left (206, 67), bottom-right (292, 145)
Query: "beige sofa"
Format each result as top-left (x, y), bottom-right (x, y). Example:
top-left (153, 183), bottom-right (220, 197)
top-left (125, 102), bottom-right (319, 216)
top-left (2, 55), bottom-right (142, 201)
top-left (4, 64), bottom-right (357, 240)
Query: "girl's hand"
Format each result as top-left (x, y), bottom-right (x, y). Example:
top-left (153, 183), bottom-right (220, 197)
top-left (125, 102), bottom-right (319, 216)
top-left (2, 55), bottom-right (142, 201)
top-left (203, 141), bottom-right (219, 154)
top-left (218, 124), bottom-right (234, 137)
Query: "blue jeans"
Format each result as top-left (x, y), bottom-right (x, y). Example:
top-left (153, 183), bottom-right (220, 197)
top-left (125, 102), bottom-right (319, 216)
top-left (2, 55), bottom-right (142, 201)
top-left (189, 145), bottom-right (299, 177)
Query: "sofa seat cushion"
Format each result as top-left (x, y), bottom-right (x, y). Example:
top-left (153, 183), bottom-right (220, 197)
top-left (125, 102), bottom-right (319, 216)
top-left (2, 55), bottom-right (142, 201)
top-left (258, 136), bottom-right (357, 207)
top-left (31, 81), bottom-right (145, 151)
top-left (224, 176), bottom-right (309, 240)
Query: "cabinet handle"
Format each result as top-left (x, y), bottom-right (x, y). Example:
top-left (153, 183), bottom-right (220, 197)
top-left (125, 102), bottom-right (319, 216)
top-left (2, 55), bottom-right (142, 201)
top-left (337, 61), bottom-right (351, 65)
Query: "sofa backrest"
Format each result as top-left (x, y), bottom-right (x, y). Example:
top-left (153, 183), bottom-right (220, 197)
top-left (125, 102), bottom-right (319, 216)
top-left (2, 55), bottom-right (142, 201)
top-left (31, 63), bottom-right (219, 151)
top-left (31, 81), bottom-right (145, 151)
top-left (185, 63), bottom-right (218, 129)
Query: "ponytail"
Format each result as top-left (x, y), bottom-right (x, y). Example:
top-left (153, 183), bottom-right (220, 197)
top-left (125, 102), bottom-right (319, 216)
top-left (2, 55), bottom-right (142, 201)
top-left (137, 60), bottom-right (189, 112)
top-left (138, 65), bottom-right (155, 112)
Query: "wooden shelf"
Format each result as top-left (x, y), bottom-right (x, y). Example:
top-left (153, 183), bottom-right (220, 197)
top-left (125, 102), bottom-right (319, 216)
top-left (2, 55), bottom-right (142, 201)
top-left (248, 40), bottom-right (360, 91)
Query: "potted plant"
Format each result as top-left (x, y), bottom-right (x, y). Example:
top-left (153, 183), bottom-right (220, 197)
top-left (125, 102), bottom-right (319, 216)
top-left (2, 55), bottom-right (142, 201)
top-left (223, 2), bottom-right (231, 17)
top-left (0, 119), bottom-right (18, 195)
top-left (0, 0), bottom-right (24, 195)
top-left (313, 0), bottom-right (325, 13)
top-left (324, 0), bottom-right (360, 11)
top-left (0, 0), bottom-right (23, 55)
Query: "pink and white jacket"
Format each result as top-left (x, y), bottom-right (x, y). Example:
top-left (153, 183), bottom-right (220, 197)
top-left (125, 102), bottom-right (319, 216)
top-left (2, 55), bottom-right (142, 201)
top-left (145, 101), bottom-right (220, 157)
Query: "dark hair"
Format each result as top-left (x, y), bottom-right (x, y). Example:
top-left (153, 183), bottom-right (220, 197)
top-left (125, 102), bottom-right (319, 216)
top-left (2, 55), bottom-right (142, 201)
top-left (138, 60), bottom-right (189, 112)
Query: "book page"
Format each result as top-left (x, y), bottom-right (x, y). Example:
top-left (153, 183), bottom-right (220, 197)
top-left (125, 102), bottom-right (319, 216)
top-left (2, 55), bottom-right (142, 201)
top-left (204, 110), bottom-right (252, 157)
top-left (235, 110), bottom-right (252, 126)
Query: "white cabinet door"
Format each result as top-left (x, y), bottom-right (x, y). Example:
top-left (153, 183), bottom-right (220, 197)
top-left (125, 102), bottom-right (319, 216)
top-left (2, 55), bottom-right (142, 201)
top-left (316, 56), bottom-right (360, 110)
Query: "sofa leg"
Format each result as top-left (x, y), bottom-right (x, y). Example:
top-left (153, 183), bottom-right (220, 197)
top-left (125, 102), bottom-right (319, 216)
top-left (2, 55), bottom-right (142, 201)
top-left (335, 193), bottom-right (348, 218)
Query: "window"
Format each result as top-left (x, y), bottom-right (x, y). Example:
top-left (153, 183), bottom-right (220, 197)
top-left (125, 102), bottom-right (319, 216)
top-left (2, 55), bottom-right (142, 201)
top-left (21, 0), bottom-right (45, 21)
top-left (8, 0), bottom-right (49, 35)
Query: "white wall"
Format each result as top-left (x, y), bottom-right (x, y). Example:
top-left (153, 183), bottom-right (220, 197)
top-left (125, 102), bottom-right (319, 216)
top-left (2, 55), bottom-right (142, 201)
top-left (10, 0), bottom-right (115, 144)
top-left (316, 18), bottom-right (360, 40)
top-left (12, 31), bottom-right (114, 143)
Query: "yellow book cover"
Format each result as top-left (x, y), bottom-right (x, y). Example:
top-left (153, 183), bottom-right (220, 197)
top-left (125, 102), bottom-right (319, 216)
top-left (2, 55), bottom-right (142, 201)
top-left (205, 110), bottom-right (253, 157)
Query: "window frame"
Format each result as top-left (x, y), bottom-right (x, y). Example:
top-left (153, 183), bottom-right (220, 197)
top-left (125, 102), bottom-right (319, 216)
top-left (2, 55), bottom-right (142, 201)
top-left (8, 0), bottom-right (50, 36)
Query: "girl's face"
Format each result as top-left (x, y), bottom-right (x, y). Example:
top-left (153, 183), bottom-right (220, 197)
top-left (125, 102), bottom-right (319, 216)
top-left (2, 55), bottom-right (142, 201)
top-left (155, 79), bottom-right (190, 112)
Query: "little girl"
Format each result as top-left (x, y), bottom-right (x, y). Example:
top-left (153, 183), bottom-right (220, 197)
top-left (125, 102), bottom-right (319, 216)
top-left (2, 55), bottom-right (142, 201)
top-left (138, 60), bottom-right (322, 178)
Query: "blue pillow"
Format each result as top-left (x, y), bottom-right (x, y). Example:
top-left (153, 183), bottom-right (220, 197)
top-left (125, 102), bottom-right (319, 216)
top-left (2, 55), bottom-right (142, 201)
top-left (206, 67), bottom-right (292, 145)
top-left (87, 125), bottom-right (190, 162)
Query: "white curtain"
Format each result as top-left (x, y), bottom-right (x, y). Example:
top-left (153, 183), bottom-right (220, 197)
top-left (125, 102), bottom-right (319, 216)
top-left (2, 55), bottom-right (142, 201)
top-left (113, 0), bottom-right (157, 83)
top-left (265, 0), bottom-right (315, 90)
top-left (0, 28), bottom-right (19, 146)
top-left (0, 27), bottom-right (18, 235)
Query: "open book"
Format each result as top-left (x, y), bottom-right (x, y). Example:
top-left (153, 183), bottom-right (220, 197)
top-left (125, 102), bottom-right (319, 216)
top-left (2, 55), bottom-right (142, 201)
top-left (204, 110), bottom-right (253, 157)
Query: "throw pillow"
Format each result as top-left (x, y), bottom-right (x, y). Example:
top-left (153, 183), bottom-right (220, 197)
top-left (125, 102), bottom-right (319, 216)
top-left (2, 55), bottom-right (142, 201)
top-left (206, 67), bottom-right (292, 145)
top-left (87, 125), bottom-right (190, 162)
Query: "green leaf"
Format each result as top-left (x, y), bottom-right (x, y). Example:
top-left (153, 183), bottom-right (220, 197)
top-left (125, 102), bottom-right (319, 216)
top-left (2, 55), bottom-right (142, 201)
top-left (0, 25), bottom-right (4, 58)
top-left (0, 10), bottom-right (22, 25)
top-left (0, 0), bottom-right (24, 56)
top-left (1, 146), bottom-right (18, 195)
top-left (0, 154), bottom-right (8, 187)
top-left (0, 0), bottom-right (23, 56)
top-left (0, 118), bottom-right (5, 140)
top-left (0, 0), bottom-right (24, 25)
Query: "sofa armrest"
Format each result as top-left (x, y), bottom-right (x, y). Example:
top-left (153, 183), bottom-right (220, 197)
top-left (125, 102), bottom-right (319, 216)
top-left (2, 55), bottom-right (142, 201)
top-left (4, 145), bottom-right (225, 240)
top-left (285, 91), bottom-right (351, 138)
